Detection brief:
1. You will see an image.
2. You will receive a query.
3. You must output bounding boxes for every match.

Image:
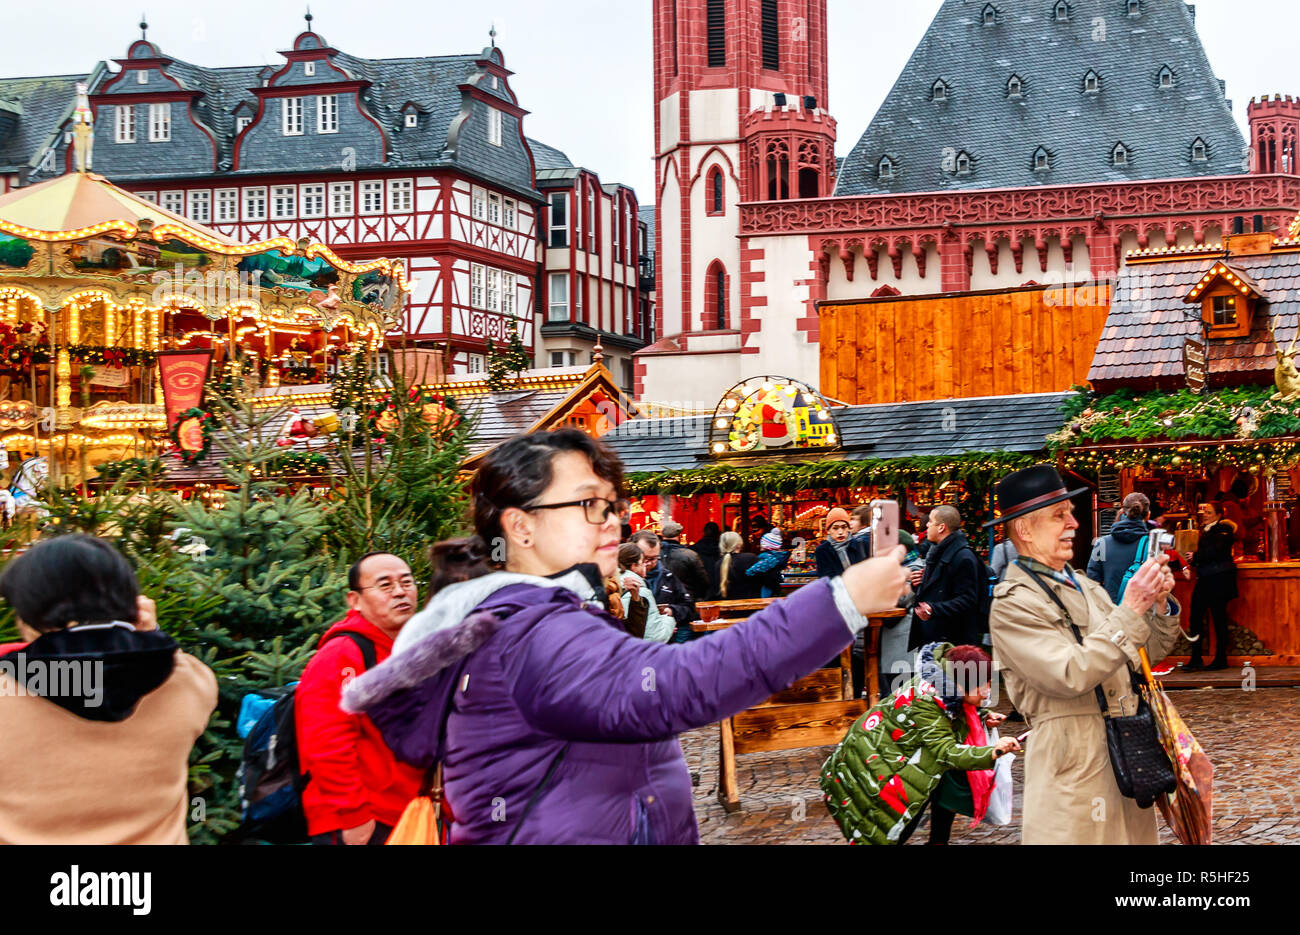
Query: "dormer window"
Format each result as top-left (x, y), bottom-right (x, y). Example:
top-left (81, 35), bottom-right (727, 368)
top-left (1158, 65), bottom-right (1174, 89)
top-left (1191, 137), bottom-right (1208, 162)
top-left (1054, 1), bottom-right (1070, 22)
top-left (1083, 70), bottom-right (1100, 94)
top-left (982, 4), bottom-right (997, 25)
top-left (136, 70), bottom-right (148, 85)
top-left (236, 116), bottom-right (251, 133)
top-left (878, 156), bottom-right (895, 180)
top-left (1211, 294), bottom-right (1237, 327)
top-left (1127, 0), bottom-right (1141, 15)
top-left (304, 61), bottom-right (316, 77)
top-left (1185, 260), bottom-right (1260, 339)
top-left (955, 151), bottom-right (972, 175)
top-left (1112, 142), bottom-right (1130, 166)
top-left (1033, 147), bottom-right (1051, 171)
top-left (1007, 74), bottom-right (1024, 98)
top-left (931, 79), bottom-right (949, 102)
top-left (405, 113), bottom-right (417, 128)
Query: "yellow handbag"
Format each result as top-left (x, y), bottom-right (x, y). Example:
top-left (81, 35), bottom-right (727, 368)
top-left (386, 763), bottom-right (445, 845)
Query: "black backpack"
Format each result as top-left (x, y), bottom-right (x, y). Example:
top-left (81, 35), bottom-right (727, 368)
top-left (970, 558), bottom-right (997, 647)
top-left (234, 631), bottom-right (376, 843)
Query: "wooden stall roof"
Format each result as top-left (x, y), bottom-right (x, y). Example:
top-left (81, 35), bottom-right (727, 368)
top-left (818, 283), bottom-right (1110, 407)
top-left (600, 391), bottom-right (1072, 474)
top-left (1090, 246), bottom-right (1300, 390)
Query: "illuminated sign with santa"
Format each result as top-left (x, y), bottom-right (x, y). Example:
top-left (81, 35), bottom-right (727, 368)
top-left (708, 376), bottom-right (841, 456)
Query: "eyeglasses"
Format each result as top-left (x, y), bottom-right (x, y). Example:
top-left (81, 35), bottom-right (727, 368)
top-left (360, 576), bottom-right (417, 595)
top-left (525, 496), bottom-right (619, 525)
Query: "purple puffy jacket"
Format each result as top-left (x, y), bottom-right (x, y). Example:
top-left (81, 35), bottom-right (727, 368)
top-left (343, 571), bottom-right (856, 844)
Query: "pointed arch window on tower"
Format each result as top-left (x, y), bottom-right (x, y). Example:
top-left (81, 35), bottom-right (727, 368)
top-left (1007, 74), bottom-right (1024, 98)
top-left (796, 138), bottom-right (823, 198)
top-left (1158, 65), bottom-right (1174, 89)
top-left (1083, 70), bottom-right (1100, 94)
top-left (932, 79), bottom-right (949, 102)
top-left (706, 0), bottom-right (726, 68)
top-left (761, 0), bottom-right (780, 70)
top-left (1191, 137), bottom-right (1208, 162)
top-left (1054, 1), bottom-right (1070, 22)
top-left (707, 166), bottom-right (725, 215)
top-left (1033, 146), bottom-right (1051, 171)
top-left (705, 260), bottom-right (729, 330)
top-left (1112, 142), bottom-right (1130, 167)
top-left (765, 139), bottom-right (790, 200)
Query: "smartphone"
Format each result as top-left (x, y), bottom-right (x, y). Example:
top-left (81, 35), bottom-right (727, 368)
top-left (1148, 529), bottom-right (1174, 558)
top-left (869, 500), bottom-right (899, 557)
top-left (1016, 729), bottom-right (1032, 744)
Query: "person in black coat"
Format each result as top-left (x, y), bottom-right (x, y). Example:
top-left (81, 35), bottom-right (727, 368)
top-left (692, 522), bottom-right (723, 598)
top-left (907, 506), bottom-right (982, 650)
top-left (1184, 501), bottom-right (1238, 671)
top-left (718, 530), bottom-right (761, 600)
top-left (814, 507), bottom-right (868, 578)
top-left (630, 530), bottom-right (698, 643)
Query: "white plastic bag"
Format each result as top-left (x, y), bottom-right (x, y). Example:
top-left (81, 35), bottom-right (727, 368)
top-left (984, 728), bottom-right (1014, 826)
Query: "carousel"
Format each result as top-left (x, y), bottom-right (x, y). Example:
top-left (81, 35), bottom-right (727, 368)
top-left (0, 89), bottom-right (407, 511)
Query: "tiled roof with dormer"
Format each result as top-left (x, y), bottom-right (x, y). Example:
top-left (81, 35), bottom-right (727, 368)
top-left (837, 0), bottom-right (1245, 196)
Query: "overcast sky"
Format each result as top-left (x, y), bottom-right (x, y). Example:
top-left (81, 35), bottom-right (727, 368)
top-left (5, 1), bottom-right (1295, 201)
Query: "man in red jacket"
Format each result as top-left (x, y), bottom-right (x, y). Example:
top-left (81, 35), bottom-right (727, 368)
top-left (296, 552), bottom-right (424, 845)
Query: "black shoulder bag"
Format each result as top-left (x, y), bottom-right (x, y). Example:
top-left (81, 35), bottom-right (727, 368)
top-left (1016, 562), bottom-right (1175, 809)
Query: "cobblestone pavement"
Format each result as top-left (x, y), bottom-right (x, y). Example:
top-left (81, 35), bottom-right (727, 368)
top-left (683, 686), bottom-right (1300, 845)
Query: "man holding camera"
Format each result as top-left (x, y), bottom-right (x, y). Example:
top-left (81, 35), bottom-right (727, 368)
top-left (987, 466), bottom-right (1182, 845)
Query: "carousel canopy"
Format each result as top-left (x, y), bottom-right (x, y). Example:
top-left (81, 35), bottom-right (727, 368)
top-left (0, 171), bottom-right (237, 244)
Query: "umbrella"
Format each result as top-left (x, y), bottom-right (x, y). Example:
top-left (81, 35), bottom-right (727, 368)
top-left (1139, 648), bottom-right (1214, 845)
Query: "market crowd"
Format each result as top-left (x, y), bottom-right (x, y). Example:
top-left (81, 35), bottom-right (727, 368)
top-left (0, 429), bottom-right (1215, 846)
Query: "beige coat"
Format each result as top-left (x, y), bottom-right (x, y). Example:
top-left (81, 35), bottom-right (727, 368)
top-left (990, 561), bottom-right (1181, 844)
top-left (0, 650), bottom-right (216, 844)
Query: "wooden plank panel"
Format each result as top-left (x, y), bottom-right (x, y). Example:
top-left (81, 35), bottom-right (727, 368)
top-left (992, 293), bottom-right (1014, 396)
top-left (934, 292), bottom-right (954, 398)
top-left (731, 699), bottom-right (868, 754)
top-left (856, 303), bottom-right (877, 406)
top-left (820, 306), bottom-right (837, 400)
top-left (837, 307), bottom-right (858, 404)
top-left (913, 299), bottom-right (935, 401)
top-left (878, 301), bottom-right (897, 404)
top-left (756, 668), bottom-right (844, 706)
top-left (1048, 292), bottom-right (1068, 392)
top-left (1010, 289), bottom-right (1034, 393)
top-left (972, 293), bottom-right (994, 397)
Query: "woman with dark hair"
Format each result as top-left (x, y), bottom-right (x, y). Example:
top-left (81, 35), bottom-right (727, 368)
top-left (1184, 499), bottom-right (1238, 671)
top-left (617, 543), bottom-right (675, 643)
top-left (343, 428), bottom-right (907, 844)
top-left (0, 534), bottom-right (217, 844)
top-left (821, 641), bottom-right (1019, 845)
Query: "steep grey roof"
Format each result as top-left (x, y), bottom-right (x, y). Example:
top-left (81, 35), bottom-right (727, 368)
top-left (527, 137), bottom-right (572, 170)
top-left (1089, 249), bottom-right (1300, 388)
top-left (837, 0), bottom-right (1245, 196)
top-left (601, 392), bottom-right (1071, 473)
top-left (457, 387), bottom-right (574, 455)
top-left (0, 71), bottom-right (98, 171)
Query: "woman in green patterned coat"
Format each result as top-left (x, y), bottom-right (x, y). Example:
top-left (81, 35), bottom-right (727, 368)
top-left (821, 642), bottom-right (1020, 845)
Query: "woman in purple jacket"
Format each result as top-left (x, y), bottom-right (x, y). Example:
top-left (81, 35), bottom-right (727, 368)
top-left (343, 429), bottom-right (906, 844)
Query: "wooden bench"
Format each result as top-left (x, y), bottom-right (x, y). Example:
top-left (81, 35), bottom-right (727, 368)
top-left (691, 597), bottom-right (902, 811)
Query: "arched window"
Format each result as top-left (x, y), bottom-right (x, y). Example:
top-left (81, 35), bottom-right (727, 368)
top-left (1083, 70), bottom-right (1100, 93)
top-left (705, 259), bottom-right (729, 330)
top-left (1191, 137), bottom-right (1208, 162)
top-left (707, 166), bottom-right (725, 215)
top-left (1033, 146), bottom-right (1051, 171)
top-left (1157, 65), bottom-right (1174, 89)
top-left (765, 139), bottom-right (790, 200)
top-left (1112, 142), bottom-right (1130, 167)
top-left (1007, 74), bottom-right (1024, 98)
top-left (877, 155), bottom-right (895, 180)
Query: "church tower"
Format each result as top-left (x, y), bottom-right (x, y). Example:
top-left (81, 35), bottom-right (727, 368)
top-left (645, 0), bottom-right (835, 404)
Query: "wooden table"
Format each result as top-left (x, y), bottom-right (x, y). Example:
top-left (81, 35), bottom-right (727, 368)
top-left (688, 596), bottom-right (904, 810)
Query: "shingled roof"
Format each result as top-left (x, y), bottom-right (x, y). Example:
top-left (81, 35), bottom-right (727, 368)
top-left (0, 69), bottom-right (105, 173)
top-left (1089, 247), bottom-right (1300, 390)
top-left (836, 0), bottom-right (1245, 196)
top-left (601, 392), bottom-right (1072, 474)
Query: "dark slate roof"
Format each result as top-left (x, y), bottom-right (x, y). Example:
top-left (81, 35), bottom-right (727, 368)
top-left (836, 0), bottom-right (1245, 196)
top-left (601, 392), bottom-right (1072, 473)
top-left (639, 206), bottom-right (655, 258)
top-left (457, 387), bottom-right (576, 455)
top-left (527, 137), bottom-right (573, 170)
top-left (0, 70), bottom-right (101, 172)
top-left (1089, 248), bottom-right (1300, 387)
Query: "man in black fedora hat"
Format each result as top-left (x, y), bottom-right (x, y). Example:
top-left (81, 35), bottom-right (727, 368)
top-left (985, 464), bottom-right (1182, 845)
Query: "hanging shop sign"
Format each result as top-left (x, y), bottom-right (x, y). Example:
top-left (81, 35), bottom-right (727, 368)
top-left (708, 376), bottom-right (841, 457)
top-left (1184, 337), bottom-right (1207, 394)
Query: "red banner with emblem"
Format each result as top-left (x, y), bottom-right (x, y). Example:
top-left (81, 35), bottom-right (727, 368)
top-left (156, 350), bottom-right (213, 430)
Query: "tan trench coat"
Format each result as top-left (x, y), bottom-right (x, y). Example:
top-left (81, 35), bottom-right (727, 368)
top-left (990, 561), bottom-right (1181, 844)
